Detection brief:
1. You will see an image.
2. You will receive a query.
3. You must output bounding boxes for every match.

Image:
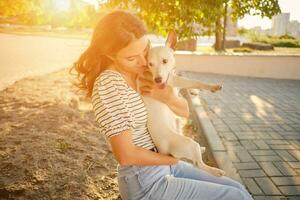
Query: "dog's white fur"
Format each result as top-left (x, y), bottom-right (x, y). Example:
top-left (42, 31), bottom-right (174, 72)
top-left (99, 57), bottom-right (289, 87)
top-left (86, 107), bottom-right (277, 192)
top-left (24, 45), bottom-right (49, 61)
top-left (138, 31), bottom-right (225, 177)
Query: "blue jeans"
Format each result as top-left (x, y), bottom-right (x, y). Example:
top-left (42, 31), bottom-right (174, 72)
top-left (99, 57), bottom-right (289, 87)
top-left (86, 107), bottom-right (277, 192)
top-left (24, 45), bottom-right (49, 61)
top-left (117, 160), bottom-right (254, 200)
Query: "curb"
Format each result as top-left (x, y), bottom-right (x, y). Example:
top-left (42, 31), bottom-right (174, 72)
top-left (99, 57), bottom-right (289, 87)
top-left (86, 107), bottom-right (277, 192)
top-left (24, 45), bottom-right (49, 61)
top-left (182, 88), bottom-right (243, 184)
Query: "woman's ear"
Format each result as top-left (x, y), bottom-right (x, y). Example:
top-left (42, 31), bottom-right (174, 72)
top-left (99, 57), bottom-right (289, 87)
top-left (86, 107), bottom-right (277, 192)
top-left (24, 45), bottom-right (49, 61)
top-left (165, 30), bottom-right (177, 50)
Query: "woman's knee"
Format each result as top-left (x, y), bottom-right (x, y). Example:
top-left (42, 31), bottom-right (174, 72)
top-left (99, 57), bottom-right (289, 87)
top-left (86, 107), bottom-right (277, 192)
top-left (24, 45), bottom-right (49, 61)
top-left (229, 178), bottom-right (247, 190)
top-left (225, 186), bottom-right (253, 200)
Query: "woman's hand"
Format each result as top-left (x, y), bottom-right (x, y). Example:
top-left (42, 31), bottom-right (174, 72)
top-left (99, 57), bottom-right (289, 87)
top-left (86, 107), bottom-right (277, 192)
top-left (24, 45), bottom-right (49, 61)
top-left (138, 69), bottom-right (189, 118)
top-left (138, 69), bottom-right (175, 104)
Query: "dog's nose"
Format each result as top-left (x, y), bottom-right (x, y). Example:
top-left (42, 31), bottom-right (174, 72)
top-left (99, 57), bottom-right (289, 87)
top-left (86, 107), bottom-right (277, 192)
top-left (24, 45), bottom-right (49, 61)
top-left (154, 77), bottom-right (162, 83)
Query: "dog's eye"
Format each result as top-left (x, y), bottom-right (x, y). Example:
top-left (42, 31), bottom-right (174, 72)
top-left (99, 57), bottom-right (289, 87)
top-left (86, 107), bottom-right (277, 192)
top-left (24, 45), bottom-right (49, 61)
top-left (162, 59), bottom-right (168, 64)
top-left (149, 62), bottom-right (153, 67)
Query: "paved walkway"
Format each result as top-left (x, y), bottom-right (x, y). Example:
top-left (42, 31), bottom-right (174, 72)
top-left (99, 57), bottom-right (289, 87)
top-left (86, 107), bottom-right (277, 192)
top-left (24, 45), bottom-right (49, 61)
top-left (0, 33), bottom-right (88, 91)
top-left (184, 71), bottom-right (300, 200)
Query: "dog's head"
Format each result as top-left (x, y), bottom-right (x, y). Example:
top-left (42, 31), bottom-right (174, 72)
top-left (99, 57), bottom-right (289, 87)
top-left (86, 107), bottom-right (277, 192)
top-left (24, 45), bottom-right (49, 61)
top-left (147, 30), bottom-right (177, 89)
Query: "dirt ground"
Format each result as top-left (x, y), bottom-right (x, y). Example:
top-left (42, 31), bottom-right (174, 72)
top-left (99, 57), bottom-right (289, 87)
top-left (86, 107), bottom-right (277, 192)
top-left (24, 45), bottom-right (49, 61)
top-left (0, 68), bottom-right (217, 200)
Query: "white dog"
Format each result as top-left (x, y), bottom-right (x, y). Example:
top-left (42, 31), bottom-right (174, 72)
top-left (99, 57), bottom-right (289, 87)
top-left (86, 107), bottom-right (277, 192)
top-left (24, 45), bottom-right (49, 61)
top-left (139, 30), bottom-right (225, 177)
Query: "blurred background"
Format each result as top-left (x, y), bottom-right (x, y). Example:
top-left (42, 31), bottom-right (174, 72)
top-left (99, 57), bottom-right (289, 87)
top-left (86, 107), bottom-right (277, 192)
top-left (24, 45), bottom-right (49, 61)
top-left (1, 1), bottom-right (300, 200)
top-left (0, 0), bottom-right (299, 51)
top-left (1, 0), bottom-right (299, 91)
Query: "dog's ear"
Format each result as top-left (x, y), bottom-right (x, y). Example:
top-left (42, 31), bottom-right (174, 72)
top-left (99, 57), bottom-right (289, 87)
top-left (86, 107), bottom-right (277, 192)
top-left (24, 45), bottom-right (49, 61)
top-left (165, 30), bottom-right (177, 50)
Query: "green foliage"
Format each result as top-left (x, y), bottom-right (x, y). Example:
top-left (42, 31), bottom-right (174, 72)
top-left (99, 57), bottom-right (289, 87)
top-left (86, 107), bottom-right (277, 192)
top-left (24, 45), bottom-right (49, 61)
top-left (104, 0), bottom-right (221, 41)
top-left (246, 30), bottom-right (269, 43)
top-left (247, 31), bottom-right (300, 48)
top-left (271, 40), bottom-right (300, 48)
top-left (237, 27), bottom-right (248, 36)
top-left (104, 0), bottom-right (281, 50)
top-left (232, 47), bottom-right (253, 53)
top-left (0, 0), bottom-right (282, 47)
top-left (231, 0), bottom-right (281, 21)
top-left (0, 0), bottom-right (97, 28)
top-left (0, 0), bottom-right (46, 24)
top-left (0, 0), bottom-right (33, 16)
top-left (52, 4), bottom-right (97, 28)
top-left (279, 34), bottom-right (296, 40)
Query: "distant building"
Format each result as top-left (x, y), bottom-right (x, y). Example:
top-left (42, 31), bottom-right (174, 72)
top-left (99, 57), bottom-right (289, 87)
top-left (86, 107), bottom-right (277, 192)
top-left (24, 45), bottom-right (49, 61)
top-left (226, 7), bottom-right (237, 36)
top-left (271, 13), bottom-right (300, 38)
top-left (250, 26), bottom-right (271, 36)
top-left (271, 13), bottom-right (290, 36)
top-left (287, 20), bottom-right (300, 38)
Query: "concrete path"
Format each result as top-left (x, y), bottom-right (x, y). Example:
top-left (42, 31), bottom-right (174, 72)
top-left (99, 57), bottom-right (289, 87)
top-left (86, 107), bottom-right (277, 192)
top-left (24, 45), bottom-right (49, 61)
top-left (0, 33), bottom-right (88, 91)
top-left (184, 71), bottom-right (300, 200)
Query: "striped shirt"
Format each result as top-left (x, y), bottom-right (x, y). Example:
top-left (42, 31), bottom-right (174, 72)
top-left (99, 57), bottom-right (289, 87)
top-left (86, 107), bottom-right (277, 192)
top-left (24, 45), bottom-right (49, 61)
top-left (91, 69), bottom-right (156, 150)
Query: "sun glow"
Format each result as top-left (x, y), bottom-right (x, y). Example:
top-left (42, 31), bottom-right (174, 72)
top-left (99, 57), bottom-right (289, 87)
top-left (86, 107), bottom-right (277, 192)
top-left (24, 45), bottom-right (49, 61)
top-left (54, 0), bottom-right (71, 12)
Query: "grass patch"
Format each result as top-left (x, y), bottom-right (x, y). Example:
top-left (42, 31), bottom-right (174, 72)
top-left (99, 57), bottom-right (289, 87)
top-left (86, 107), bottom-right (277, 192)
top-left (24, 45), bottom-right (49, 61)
top-left (56, 139), bottom-right (72, 153)
top-left (232, 47), bottom-right (253, 53)
top-left (196, 45), bottom-right (300, 55)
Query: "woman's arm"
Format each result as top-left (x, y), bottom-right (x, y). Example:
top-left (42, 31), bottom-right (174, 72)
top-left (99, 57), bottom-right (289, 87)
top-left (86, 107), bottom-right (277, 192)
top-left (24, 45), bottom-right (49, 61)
top-left (143, 85), bottom-right (189, 118)
top-left (163, 89), bottom-right (190, 118)
top-left (110, 129), bottom-right (178, 166)
top-left (125, 145), bottom-right (178, 166)
top-left (138, 71), bottom-right (190, 118)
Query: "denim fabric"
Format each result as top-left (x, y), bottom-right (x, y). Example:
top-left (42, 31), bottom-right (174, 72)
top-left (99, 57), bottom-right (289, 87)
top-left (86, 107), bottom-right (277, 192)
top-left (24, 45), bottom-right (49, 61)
top-left (117, 160), bottom-right (254, 200)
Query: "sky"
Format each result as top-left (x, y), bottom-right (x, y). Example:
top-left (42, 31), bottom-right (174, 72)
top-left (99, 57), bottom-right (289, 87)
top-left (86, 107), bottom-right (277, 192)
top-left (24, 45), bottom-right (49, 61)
top-left (238, 0), bottom-right (300, 29)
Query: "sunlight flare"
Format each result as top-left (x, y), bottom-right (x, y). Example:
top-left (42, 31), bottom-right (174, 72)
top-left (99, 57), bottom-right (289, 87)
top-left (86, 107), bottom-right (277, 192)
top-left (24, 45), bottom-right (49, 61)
top-left (54, 0), bottom-right (71, 11)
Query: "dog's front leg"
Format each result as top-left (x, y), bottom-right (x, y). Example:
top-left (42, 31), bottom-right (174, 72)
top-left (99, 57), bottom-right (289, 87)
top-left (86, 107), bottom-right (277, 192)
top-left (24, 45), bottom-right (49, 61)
top-left (169, 74), bottom-right (222, 93)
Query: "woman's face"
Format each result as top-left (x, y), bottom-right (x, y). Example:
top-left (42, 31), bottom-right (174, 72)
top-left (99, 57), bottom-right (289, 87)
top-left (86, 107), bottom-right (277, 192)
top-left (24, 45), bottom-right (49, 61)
top-left (112, 35), bottom-right (150, 75)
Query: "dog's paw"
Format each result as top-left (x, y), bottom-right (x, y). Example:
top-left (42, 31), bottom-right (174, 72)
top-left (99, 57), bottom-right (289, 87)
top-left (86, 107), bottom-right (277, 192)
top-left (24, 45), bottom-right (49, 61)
top-left (189, 89), bottom-right (199, 96)
top-left (207, 166), bottom-right (226, 177)
top-left (200, 147), bottom-right (206, 154)
top-left (210, 84), bottom-right (223, 93)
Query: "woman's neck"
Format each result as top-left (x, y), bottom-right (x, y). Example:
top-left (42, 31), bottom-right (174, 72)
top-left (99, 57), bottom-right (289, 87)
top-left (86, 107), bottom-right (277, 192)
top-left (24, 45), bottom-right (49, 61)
top-left (106, 65), bottom-right (137, 91)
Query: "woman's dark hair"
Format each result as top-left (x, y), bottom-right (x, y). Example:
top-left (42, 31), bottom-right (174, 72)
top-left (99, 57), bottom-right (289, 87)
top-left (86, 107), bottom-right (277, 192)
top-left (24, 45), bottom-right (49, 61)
top-left (69, 10), bottom-right (147, 99)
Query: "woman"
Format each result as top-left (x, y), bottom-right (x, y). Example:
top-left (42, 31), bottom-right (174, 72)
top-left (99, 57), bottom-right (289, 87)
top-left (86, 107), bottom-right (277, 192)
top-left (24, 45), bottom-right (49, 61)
top-left (70, 10), bottom-right (254, 200)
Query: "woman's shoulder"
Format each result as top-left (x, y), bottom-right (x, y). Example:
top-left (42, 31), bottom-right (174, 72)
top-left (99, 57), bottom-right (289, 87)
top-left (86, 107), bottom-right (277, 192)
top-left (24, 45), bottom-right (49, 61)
top-left (96, 69), bottom-right (123, 84)
top-left (94, 69), bottom-right (128, 91)
top-left (97, 69), bottom-right (120, 81)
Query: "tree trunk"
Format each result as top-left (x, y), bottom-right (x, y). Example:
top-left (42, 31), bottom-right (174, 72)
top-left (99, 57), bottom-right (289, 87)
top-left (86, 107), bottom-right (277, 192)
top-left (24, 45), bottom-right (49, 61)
top-left (214, 16), bottom-right (223, 51)
top-left (222, 1), bottom-right (228, 50)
